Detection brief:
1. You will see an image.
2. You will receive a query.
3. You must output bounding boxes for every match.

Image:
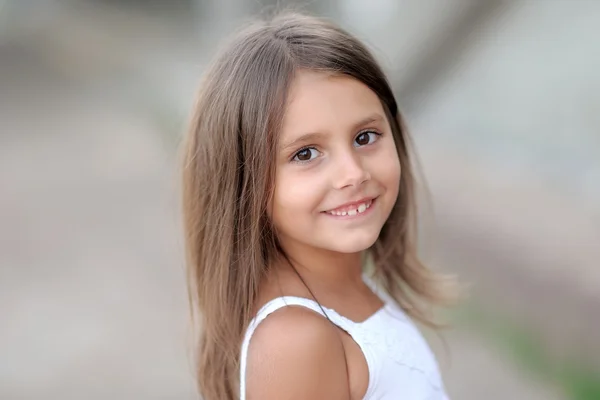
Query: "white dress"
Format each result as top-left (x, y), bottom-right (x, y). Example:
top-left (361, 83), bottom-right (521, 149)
top-left (239, 274), bottom-right (450, 399)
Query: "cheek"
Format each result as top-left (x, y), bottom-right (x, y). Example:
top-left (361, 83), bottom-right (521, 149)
top-left (372, 145), bottom-right (401, 191)
top-left (271, 169), bottom-right (324, 229)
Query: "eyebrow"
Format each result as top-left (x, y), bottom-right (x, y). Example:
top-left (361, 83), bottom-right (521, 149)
top-left (280, 113), bottom-right (386, 152)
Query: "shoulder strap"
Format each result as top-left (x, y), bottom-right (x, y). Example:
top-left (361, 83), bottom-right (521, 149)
top-left (239, 296), bottom-right (354, 400)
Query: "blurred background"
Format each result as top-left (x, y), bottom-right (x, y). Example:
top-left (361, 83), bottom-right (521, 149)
top-left (1, 0), bottom-right (599, 399)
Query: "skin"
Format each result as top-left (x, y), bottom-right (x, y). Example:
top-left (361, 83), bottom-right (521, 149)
top-left (246, 70), bottom-right (401, 399)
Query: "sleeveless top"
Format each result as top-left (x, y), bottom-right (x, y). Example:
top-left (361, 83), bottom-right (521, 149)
top-left (239, 274), bottom-right (450, 400)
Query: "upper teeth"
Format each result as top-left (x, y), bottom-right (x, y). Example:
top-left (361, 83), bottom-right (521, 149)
top-left (328, 200), bottom-right (372, 216)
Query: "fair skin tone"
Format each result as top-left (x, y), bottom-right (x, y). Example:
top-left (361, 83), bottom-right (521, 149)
top-left (245, 70), bottom-right (401, 399)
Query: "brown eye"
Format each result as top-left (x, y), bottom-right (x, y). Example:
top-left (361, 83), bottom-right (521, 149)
top-left (354, 131), bottom-right (379, 147)
top-left (292, 147), bottom-right (319, 162)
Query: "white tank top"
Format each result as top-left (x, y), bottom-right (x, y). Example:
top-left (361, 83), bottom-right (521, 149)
top-left (239, 275), bottom-right (450, 399)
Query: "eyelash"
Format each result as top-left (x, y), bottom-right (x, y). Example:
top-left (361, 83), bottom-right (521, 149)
top-left (354, 130), bottom-right (382, 147)
top-left (290, 130), bottom-right (383, 164)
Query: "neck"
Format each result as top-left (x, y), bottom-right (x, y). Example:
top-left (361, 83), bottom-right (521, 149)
top-left (276, 239), bottom-right (365, 289)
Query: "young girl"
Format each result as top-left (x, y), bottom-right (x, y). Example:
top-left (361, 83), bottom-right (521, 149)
top-left (182, 11), bottom-right (456, 400)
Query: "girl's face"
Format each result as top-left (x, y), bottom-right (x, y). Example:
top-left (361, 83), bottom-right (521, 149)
top-left (272, 70), bottom-right (401, 256)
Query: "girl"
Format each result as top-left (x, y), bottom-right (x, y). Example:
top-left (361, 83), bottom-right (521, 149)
top-left (182, 11), bottom-right (456, 400)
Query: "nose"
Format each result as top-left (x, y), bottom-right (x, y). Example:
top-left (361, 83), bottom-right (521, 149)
top-left (332, 151), bottom-right (371, 190)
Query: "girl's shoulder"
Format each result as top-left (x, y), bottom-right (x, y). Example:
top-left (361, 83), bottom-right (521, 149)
top-left (243, 304), bottom-right (349, 398)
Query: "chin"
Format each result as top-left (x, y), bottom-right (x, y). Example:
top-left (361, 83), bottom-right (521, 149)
top-left (323, 232), bottom-right (379, 254)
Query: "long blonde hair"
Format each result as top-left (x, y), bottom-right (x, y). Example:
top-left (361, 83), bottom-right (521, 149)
top-left (182, 11), bottom-right (456, 400)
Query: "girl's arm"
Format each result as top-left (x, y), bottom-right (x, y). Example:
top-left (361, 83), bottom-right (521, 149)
top-left (245, 306), bottom-right (351, 400)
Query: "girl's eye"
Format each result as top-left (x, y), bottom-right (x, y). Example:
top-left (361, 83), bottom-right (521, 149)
top-left (292, 147), bottom-right (320, 162)
top-left (354, 131), bottom-right (380, 147)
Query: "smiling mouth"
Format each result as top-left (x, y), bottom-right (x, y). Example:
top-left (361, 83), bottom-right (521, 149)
top-left (324, 198), bottom-right (376, 217)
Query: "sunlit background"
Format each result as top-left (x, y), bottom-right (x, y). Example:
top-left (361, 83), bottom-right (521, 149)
top-left (1, 0), bottom-right (599, 399)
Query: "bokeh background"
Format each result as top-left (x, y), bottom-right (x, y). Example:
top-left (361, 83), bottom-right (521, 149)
top-left (1, 0), bottom-right (599, 399)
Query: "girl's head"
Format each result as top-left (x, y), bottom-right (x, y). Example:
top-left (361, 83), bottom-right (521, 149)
top-left (183, 11), bottom-right (453, 399)
top-left (274, 69), bottom-right (401, 257)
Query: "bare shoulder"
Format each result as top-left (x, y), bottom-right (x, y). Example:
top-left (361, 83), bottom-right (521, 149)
top-left (245, 305), bottom-right (350, 400)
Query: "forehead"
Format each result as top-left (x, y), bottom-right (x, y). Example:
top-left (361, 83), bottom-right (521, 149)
top-left (281, 70), bottom-right (386, 139)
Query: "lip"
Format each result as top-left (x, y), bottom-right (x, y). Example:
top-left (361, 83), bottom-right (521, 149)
top-left (322, 197), bottom-right (377, 217)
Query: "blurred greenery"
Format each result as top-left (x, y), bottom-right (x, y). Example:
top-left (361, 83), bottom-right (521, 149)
top-left (452, 302), bottom-right (600, 400)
